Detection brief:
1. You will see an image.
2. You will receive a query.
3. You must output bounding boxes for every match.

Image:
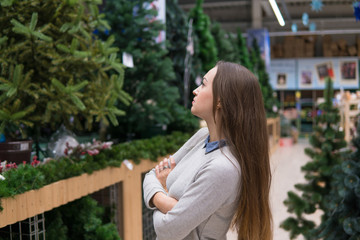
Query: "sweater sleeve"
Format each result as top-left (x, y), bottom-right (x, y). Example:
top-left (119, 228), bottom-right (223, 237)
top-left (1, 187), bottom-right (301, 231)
top-left (143, 127), bottom-right (209, 210)
top-left (152, 159), bottom-right (240, 240)
top-left (143, 168), bottom-right (167, 210)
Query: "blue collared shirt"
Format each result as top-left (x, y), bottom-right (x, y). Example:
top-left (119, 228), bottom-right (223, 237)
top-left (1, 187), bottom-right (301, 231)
top-left (203, 135), bottom-right (227, 154)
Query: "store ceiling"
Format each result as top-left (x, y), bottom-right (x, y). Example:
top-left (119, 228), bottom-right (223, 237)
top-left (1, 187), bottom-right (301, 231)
top-left (177, 0), bottom-right (358, 36)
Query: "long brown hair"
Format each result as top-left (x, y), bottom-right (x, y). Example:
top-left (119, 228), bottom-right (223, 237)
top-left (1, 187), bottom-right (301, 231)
top-left (212, 61), bottom-right (272, 240)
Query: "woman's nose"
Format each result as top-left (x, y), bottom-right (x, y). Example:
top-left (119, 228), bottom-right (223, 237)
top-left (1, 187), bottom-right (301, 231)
top-left (193, 87), bottom-right (199, 95)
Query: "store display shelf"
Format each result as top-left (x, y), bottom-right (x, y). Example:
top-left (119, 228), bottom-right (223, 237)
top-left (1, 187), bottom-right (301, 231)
top-left (0, 166), bottom-right (125, 228)
top-left (0, 119), bottom-right (280, 238)
top-left (0, 159), bottom-right (160, 234)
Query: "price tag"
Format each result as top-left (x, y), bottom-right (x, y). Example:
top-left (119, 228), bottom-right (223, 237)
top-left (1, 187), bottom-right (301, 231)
top-left (123, 159), bottom-right (133, 170)
top-left (122, 52), bottom-right (134, 68)
top-left (20, 143), bottom-right (29, 151)
top-left (186, 39), bottom-right (194, 55)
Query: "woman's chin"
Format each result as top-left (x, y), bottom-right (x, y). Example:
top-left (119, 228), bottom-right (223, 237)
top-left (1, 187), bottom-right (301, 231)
top-left (190, 107), bottom-right (196, 115)
top-left (190, 109), bottom-right (201, 119)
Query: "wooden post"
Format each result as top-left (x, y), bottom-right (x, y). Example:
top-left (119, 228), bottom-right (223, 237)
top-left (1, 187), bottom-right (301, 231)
top-left (122, 166), bottom-right (143, 240)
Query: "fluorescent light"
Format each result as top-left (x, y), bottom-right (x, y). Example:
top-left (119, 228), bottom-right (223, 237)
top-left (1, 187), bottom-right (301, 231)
top-left (269, 0), bottom-right (285, 26)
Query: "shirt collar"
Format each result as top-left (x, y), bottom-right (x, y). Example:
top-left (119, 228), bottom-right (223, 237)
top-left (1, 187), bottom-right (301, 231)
top-left (203, 135), bottom-right (227, 154)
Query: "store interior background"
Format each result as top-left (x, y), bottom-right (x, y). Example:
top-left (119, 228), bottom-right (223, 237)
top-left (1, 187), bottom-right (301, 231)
top-left (1, 1), bottom-right (359, 239)
top-left (178, 0), bottom-right (359, 139)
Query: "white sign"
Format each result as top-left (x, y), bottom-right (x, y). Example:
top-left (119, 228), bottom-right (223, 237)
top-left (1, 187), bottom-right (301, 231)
top-left (122, 52), bottom-right (134, 68)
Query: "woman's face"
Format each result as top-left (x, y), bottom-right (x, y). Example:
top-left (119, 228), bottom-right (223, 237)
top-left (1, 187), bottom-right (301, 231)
top-left (191, 66), bottom-right (217, 121)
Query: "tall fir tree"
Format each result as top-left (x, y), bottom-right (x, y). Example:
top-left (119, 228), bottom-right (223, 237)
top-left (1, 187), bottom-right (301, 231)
top-left (250, 39), bottom-right (279, 117)
top-left (188, 0), bottom-right (217, 73)
top-left (102, 0), bottom-right (183, 140)
top-left (44, 196), bottom-right (120, 240)
top-left (0, 0), bottom-right (130, 145)
top-left (165, 0), bottom-right (199, 132)
top-left (166, 0), bottom-right (188, 101)
top-left (281, 78), bottom-right (347, 239)
top-left (236, 29), bottom-right (252, 70)
top-left (316, 117), bottom-right (360, 239)
top-left (211, 22), bottom-right (237, 63)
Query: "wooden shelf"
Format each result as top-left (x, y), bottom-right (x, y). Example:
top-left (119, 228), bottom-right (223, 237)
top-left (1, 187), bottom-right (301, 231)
top-left (0, 159), bottom-right (160, 240)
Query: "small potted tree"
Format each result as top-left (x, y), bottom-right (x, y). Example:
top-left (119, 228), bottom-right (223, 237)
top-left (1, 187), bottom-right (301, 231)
top-left (0, 0), bottom-right (131, 164)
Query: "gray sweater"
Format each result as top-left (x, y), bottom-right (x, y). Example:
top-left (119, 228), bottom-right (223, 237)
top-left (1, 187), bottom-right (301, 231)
top-left (143, 127), bottom-right (241, 240)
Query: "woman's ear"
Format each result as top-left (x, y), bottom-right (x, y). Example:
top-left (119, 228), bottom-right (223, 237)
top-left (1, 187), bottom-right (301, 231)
top-left (216, 101), bottom-right (221, 109)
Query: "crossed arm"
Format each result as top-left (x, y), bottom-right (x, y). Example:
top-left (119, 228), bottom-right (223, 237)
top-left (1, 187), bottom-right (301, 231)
top-left (149, 156), bottom-right (178, 214)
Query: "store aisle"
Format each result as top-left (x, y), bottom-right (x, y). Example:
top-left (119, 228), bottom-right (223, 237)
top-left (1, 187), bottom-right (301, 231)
top-left (226, 138), bottom-right (322, 240)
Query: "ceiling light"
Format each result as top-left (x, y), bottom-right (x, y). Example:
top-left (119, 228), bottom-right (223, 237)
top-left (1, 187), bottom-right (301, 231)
top-left (269, 0), bottom-right (285, 26)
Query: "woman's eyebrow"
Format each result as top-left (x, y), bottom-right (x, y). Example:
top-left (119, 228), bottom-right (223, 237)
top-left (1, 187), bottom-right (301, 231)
top-left (203, 77), bottom-right (208, 82)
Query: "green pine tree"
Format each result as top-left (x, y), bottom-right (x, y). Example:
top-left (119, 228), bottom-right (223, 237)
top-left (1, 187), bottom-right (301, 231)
top-left (236, 29), bottom-right (252, 70)
top-left (316, 117), bottom-right (360, 239)
top-left (211, 22), bottom-right (237, 63)
top-left (250, 39), bottom-right (279, 117)
top-left (166, 0), bottom-right (188, 100)
top-left (188, 0), bottom-right (217, 73)
top-left (281, 78), bottom-right (347, 239)
top-left (0, 0), bottom-right (131, 142)
top-left (165, 0), bottom-right (199, 133)
top-left (102, 0), bottom-right (183, 140)
top-left (45, 196), bottom-right (120, 240)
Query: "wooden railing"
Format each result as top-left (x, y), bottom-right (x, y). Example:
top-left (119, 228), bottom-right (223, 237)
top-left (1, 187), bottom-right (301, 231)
top-left (267, 117), bottom-right (281, 154)
top-left (0, 118), bottom-right (280, 239)
top-left (0, 159), bottom-right (161, 240)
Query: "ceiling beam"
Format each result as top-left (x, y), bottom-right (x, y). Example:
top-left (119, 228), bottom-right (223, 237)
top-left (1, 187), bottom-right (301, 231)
top-left (252, 0), bottom-right (263, 28)
top-left (261, 1), bottom-right (274, 17)
top-left (179, 0), bottom-right (249, 10)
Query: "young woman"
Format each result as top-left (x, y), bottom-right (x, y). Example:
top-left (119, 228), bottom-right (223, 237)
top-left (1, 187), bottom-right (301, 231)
top-left (143, 61), bottom-right (272, 240)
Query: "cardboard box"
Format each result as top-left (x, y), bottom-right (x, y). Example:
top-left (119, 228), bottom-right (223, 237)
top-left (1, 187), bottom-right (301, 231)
top-left (348, 46), bottom-right (357, 56)
top-left (337, 39), bottom-right (347, 51)
top-left (305, 42), bottom-right (314, 57)
top-left (273, 44), bottom-right (283, 58)
top-left (331, 42), bottom-right (339, 56)
top-left (323, 42), bottom-right (332, 57)
top-left (323, 35), bottom-right (332, 44)
top-left (357, 36), bottom-right (360, 56)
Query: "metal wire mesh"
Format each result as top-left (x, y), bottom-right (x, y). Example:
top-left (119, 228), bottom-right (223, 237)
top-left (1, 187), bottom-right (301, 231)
top-left (142, 173), bottom-right (156, 240)
top-left (142, 200), bottom-right (156, 240)
top-left (0, 213), bottom-right (45, 240)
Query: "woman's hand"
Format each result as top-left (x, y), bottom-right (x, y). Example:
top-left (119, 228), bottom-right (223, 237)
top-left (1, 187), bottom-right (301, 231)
top-left (155, 156), bottom-right (176, 191)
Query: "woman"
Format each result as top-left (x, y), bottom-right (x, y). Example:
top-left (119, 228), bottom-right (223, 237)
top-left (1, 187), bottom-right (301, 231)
top-left (143, 61), bottom-right (272, 240)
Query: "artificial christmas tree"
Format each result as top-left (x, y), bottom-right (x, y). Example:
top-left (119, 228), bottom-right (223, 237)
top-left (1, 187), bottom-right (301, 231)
top-left (102, 0), bottom-right (184, 140)
top-left (0, 0), bottom-right (130, 156)
top-left (211, 22), bottom-right (238, 63)
top-left (281, 78), bottom-right (347, 239)
top-left (236, 29), bottom-right (252, 70)
top-left (316, 117), bottom-right (360, 239)
top-left (165, 0), bottom-right (199, 132)
top-left (188, 0), bottom-right (217, 73)
top-left (45, 196), bottom-right (120, 240)
top-left (250, 39), bottom-right (279, 117)
top-left (166, 0), bottom-right (188, 101)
